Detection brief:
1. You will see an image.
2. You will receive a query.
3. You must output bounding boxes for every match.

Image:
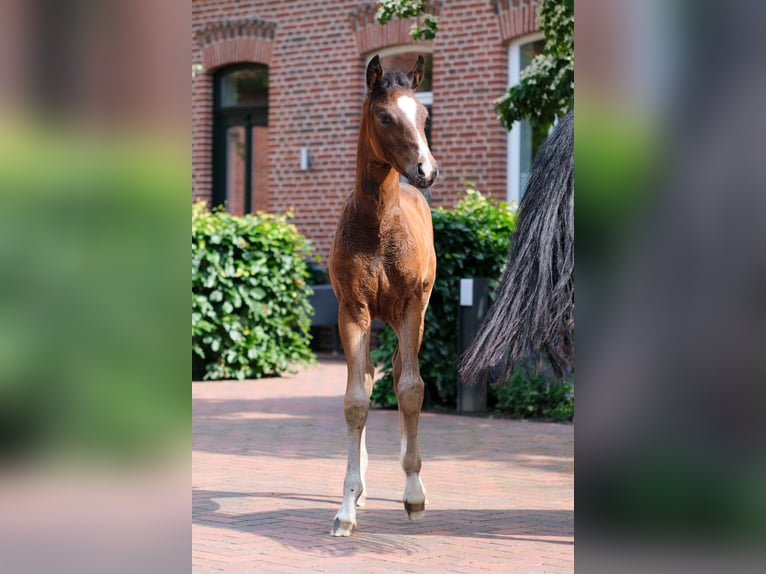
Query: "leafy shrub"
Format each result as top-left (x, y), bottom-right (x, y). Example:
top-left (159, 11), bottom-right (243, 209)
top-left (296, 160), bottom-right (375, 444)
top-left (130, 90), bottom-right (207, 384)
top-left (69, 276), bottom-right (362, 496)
top-left (493, 361), bottom-right (574, 422)
top-left (192, 202), bottom-right (315, 380)
top-left (370, 189), bottom-right (516, 407)
top-left (0, 127), bottom-right (188, 460)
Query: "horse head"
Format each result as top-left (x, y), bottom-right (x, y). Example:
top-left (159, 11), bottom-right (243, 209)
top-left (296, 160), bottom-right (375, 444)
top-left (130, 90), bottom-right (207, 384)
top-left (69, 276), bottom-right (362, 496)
top-left (363, 54), bottom-right (438, 189)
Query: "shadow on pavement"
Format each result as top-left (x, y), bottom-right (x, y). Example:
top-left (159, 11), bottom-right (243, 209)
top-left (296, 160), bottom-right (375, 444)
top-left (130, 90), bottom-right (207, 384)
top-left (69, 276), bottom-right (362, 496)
top-left (193, 489), bottom-right (574, 556)
top-left (193, 394), bottom-right (573, 473)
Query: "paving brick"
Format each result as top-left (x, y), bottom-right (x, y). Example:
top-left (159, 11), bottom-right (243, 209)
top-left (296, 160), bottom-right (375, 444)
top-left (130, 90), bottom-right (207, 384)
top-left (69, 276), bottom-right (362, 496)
top-left (193, 356), bottom-right (573, 572)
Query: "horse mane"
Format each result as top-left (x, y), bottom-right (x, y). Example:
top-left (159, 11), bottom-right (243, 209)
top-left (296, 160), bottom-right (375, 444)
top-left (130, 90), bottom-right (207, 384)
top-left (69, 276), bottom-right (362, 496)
top-left (377, 71), bottom-right (412, 93)
top-left (459, 110), bottom-right (575, 382)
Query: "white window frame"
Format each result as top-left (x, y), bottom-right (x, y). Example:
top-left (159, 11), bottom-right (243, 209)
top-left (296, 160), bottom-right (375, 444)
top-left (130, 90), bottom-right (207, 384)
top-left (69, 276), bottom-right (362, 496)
top-left (506, 33), bottom-right (545, 205)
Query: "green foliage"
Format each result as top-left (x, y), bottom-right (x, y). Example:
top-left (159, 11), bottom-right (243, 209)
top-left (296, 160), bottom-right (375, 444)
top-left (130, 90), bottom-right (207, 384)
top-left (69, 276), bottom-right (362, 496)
top-left (0, 123), bottom-right (188, 461)
top-left (376, 0), bottom-right (439, 41)
top-left (192, 203), bottom-right (315, 380)
top-left (370, 189), bottom-right (516, 407)
top-left (493, 362), bottom-right (574, 422)
top-left (368, 190), bottom-right (574, 421)
top-left (495, 0), bottom-right (574, 130)
top-left (376, 0), bottom-right (573, 130)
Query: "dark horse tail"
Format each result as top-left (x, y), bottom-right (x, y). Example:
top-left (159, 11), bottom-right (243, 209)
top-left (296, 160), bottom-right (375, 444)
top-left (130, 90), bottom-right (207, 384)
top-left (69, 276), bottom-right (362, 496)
top-left (459, 110), bottom-right (574, 383)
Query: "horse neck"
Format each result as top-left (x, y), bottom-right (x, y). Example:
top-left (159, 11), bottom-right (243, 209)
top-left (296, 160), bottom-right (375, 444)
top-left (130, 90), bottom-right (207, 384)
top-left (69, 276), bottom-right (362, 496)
top-left (353, 124), bottom-right (400, 215)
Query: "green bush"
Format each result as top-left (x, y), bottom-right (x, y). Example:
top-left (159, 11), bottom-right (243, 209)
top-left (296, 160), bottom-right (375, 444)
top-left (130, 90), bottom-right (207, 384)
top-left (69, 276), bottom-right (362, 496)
top-left (192, 202), bottom-right (315, 380)
top-left (370, 189), bottom-right (516, 407)
top-left (0, 126), bottom-right (189, 460)
top-left (493, 361), bottom-right (574, 422)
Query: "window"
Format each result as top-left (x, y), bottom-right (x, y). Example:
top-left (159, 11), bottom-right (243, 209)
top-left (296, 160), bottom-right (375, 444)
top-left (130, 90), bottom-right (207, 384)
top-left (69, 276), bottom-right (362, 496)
top-left (213, 64), bottom-right (269, 215)
top-left (507, 36), bottom-right (550, 205)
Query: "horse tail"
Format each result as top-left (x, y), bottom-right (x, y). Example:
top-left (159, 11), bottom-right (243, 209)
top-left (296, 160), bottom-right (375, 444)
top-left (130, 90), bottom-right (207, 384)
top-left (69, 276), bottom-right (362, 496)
top-left (458, 110), bottom-right (574, 383)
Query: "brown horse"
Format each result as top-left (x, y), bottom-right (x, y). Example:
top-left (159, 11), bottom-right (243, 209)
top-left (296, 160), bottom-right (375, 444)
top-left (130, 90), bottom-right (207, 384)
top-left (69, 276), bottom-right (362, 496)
top-left (328, 54), bottom-right (437, 537)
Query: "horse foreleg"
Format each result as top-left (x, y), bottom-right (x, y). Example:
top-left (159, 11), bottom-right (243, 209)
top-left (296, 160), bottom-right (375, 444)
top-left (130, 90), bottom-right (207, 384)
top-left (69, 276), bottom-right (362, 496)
top-left (331, 308), bottom-right (373, 537)
top-left (394, 306), bottom-right (427, 521)
top-left (357, 351), bottom-right (375, 509)
top-left (356, 426), bottom-right (368, 509)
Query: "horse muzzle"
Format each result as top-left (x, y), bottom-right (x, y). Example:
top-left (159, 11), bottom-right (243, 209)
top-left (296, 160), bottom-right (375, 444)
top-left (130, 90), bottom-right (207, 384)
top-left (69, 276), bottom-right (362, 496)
top-left (408, 162), bottom-right (438, 189)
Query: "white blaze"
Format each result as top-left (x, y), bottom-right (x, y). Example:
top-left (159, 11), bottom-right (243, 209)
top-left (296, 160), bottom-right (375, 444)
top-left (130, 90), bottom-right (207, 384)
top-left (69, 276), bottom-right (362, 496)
top-left (396, 95), bottom-right (434, 178)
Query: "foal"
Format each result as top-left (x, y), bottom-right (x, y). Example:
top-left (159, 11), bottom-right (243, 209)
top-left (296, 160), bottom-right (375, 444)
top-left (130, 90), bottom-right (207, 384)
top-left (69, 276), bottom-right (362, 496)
top-left (328, 55), bottom-right (438, 537)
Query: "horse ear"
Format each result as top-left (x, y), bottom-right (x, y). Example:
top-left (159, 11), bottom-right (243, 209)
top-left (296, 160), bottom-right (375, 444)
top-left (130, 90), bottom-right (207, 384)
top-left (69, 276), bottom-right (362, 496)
top-left (366, 55), bottom-right (382, 93)
top-left (408, 55), bottom-right (425, 90)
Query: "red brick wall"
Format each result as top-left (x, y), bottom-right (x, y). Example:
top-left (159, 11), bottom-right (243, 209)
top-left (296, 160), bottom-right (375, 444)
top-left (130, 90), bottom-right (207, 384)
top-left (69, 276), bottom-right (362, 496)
top-left (430, 1), bottom-right (510, 204)
top-left (192, 0), bottom-right (529, 263)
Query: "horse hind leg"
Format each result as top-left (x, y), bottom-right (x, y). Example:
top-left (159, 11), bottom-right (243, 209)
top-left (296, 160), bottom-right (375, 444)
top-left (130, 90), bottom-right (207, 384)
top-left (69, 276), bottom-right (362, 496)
top-left (331, 307), bottom-right (374, 537)
top-left (393, 310), bottom-right (427, 521)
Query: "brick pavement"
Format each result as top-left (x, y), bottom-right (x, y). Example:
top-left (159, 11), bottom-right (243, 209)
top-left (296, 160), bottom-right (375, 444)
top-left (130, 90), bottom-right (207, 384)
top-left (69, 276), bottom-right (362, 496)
top-left (193, 356), bottom-right (574, 573)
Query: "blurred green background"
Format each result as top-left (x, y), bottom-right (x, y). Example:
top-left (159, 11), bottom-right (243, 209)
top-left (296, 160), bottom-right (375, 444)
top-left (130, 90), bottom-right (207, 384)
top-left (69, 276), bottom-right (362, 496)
top-left (0, 122), bottom-right (189, 466)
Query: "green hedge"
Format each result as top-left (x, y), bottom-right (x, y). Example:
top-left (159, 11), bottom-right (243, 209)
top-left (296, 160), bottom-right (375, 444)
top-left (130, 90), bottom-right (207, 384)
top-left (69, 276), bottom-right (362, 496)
top-left (370, 189), bottom-right (516, 407)
top-left (369, 189), bottom-right (574, 421)
top-left (494, 361), bottom-right (574, 422)
top-left (192, 203), bottom-right (315, 380)
top-left (0, 127), bottom-right (189, 460)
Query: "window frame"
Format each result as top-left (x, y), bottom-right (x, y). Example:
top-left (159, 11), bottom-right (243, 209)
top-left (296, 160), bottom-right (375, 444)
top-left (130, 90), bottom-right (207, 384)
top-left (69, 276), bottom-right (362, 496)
top-left (506, 33), bottom-right (545, 205)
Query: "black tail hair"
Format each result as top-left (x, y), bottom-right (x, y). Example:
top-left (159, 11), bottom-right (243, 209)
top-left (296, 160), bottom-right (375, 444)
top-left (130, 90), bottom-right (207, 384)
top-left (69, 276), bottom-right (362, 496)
top-left (458, 110), bottom-right (574, 383)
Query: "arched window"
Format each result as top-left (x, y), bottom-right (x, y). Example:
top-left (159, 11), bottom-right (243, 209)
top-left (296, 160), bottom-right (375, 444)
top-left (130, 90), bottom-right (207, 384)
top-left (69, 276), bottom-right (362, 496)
top-left (213, 64), bottom-right (269, 215)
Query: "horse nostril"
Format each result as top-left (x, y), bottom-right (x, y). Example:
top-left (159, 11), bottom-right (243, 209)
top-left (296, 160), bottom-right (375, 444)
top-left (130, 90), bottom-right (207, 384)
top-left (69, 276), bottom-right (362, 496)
top-left (417, 163), bottom-right (426, 177)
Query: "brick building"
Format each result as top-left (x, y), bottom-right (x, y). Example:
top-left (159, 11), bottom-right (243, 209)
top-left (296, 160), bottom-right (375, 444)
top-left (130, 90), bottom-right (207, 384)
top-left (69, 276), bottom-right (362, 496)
top-left (192, 0), bottom-right (544, 263)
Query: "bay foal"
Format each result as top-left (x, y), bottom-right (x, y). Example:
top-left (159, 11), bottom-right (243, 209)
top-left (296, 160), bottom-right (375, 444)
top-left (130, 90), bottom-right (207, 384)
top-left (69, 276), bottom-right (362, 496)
top-left (328, 55), bottom-right (438, 536)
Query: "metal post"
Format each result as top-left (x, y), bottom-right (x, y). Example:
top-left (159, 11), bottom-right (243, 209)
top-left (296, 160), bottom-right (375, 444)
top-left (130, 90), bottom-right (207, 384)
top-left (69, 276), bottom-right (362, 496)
top-left (457, 277), bottom-right (491, 413)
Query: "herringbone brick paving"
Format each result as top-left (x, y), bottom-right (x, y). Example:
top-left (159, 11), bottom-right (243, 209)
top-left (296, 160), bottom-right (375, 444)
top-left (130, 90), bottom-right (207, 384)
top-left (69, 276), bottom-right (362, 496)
top-left (193, 356), bottom-right (574, 573)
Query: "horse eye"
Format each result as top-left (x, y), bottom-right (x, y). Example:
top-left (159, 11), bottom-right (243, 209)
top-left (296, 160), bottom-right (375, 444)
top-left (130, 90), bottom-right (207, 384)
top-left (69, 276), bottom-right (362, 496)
top-left (378, 113), bottom-right (391, 125)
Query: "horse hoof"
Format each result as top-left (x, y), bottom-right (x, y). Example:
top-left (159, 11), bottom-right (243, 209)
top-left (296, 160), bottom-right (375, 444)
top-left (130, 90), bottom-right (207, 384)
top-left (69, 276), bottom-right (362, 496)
top-left (331, 517), bottom-right (355, 537)
top-left (404, 500), bottom-right (426, 521)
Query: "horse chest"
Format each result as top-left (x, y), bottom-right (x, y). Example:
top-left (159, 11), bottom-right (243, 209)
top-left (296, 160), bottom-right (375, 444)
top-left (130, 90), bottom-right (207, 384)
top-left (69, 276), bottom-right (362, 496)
top-left (363, 252), bottom-right (420, 318)
top-left (366, 252), bottom-right (406, 290)
top-left (331, 189), bottom-right (432, 323)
